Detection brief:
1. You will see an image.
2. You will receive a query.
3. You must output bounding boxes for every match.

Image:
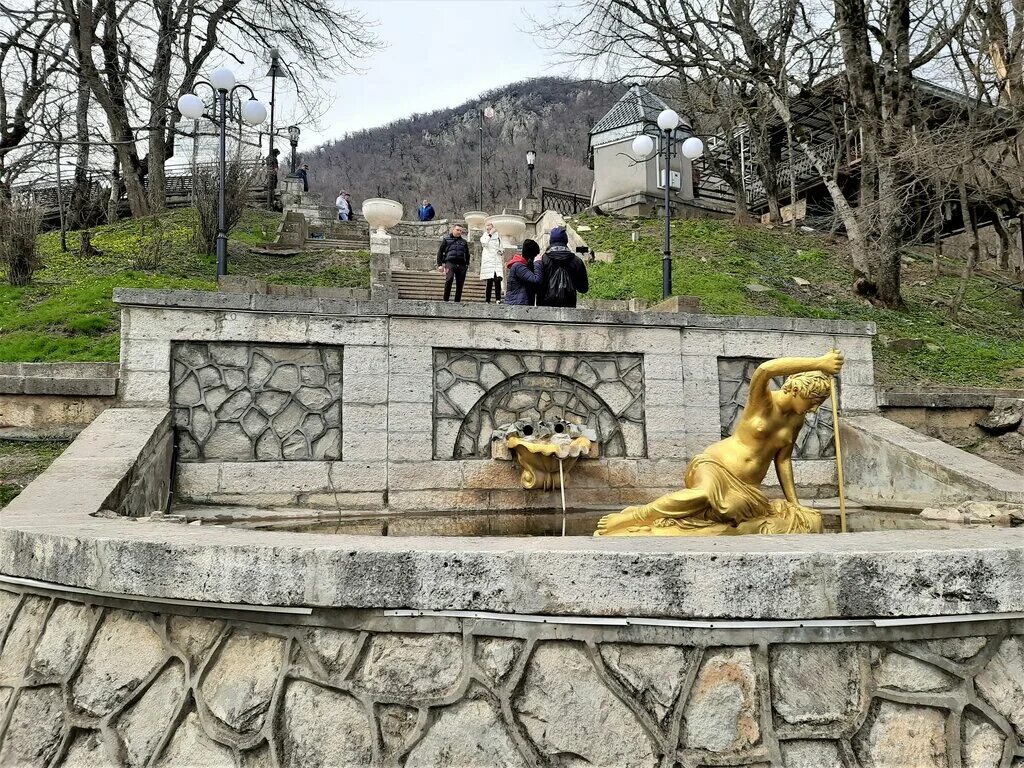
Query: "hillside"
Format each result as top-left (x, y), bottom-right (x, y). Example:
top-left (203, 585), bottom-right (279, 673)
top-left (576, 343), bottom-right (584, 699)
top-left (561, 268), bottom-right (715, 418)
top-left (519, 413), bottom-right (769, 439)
top-left (580, 215), bottom-right (1024, 387)
top-left (3, 208), bottom-right (1022, 387)
top-left (0, 209), bottom-right (369, 362)
top-left (303, 78), bottom-right (623, 218)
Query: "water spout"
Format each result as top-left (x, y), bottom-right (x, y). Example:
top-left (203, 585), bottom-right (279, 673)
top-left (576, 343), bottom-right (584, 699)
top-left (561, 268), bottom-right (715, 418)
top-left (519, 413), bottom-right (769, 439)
top-left (493, 420), bottom-right (597, 491)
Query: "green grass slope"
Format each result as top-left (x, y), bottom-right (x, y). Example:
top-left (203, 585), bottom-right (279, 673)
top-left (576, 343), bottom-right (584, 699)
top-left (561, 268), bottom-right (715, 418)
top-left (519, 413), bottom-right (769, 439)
top-left (580, 215), bottom-right (1024, 387)
top-left (0, 208), bottom-right (370, 362)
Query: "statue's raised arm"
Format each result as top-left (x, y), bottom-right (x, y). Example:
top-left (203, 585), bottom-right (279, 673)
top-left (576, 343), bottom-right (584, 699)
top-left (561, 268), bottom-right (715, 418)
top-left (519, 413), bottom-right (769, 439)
top-left (595, 350), bottom-right (844, 537)
top-left (747, 351), bottom-right (845, 412)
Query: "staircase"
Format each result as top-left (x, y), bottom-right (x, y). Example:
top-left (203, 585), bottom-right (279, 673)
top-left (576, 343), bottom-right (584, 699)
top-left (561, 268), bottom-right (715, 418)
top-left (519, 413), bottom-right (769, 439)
top-left (387, 221), bottom-right (493, 303)
top-left (391, 268), bottom-right (490, 302)
top-left (304, 220), bottom-right (370, 252)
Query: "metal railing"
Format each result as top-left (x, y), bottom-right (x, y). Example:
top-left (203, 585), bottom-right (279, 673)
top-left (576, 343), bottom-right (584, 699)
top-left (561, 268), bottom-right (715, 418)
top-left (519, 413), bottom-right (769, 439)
top-left (541, 187), bottom-right (591, 217)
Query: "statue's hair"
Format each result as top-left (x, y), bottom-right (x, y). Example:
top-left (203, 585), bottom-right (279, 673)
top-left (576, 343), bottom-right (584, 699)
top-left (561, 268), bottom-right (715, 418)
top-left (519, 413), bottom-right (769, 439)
top-left (781, 371), bottom-right (832, 401)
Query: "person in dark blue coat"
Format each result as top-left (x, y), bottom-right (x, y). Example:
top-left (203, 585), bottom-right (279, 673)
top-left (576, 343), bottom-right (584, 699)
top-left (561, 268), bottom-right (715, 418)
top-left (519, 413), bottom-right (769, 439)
top-left (505, 238), bottom-right (542, 305)
top-left (417, 200), bottom-right (436, 221)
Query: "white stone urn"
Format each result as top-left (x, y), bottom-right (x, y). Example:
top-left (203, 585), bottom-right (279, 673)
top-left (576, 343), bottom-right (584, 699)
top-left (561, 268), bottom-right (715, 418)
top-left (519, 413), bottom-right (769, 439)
top-left (463, 211), bottom-right (489, 230)
top-left (486, 214), bottom-right (527, 245)
top-left (362, 198), bottom-right (403, 234)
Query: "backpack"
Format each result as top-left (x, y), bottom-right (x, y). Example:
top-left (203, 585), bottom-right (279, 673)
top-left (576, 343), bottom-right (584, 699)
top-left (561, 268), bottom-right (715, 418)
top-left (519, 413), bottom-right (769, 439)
top-left (544, 261), bottom-right (576, 306)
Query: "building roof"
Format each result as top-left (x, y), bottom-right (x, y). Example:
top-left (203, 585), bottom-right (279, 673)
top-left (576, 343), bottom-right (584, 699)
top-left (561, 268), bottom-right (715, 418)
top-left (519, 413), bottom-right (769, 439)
top-left (590, 84), bottom-right (689, 135)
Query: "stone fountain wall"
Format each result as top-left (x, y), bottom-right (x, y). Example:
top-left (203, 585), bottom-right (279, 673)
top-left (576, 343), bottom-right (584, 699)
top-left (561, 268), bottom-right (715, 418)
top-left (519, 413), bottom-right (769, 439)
top-left (2, 584), bottom-right (1021, 768)
top-left (114, 290), bottom-right (877, 511)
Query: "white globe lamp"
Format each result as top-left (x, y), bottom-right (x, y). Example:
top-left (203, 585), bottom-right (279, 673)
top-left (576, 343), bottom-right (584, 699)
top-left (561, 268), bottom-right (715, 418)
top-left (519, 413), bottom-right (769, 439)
top-left (657, 108), bottom-right (680, 132)
top-left (241, 99), bottom-right (268, 126)
top-left (210, 67), bottom-right (236, 92)
top-left (177, 93), bottom-right (205, 120)
top-left (632, 134), bottom-right (655, 158)
top-left (682, 136), bottom-right (705, 160)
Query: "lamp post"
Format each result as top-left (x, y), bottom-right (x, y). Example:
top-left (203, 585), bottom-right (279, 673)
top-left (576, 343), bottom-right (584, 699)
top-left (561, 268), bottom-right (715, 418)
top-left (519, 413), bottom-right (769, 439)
top-left (526, 149), bottom-right (536, 199)
top-left (266, 47), bottom-right (285, 206)
top-left (631, 109), bottom-right (704, 299)
top-left (177, 67), bottom-right (268, 278)
top-left (478, 106), bottom-right (495, 209)
top-left (287, 125), bottom-right (300, 174)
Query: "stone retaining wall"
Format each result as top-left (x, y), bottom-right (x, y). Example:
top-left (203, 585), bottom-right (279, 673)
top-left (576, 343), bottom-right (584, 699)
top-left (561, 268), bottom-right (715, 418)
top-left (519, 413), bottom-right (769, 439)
top-left (0, 362), bottom-right (118, 439)
top-left (1, 584), bottom-right (1022, 768)
top-left (114, 290), bottom-right (878, 510)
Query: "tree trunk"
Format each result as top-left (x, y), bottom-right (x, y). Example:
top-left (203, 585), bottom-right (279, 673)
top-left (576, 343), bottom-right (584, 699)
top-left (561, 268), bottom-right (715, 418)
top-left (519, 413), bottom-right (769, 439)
top-left (952, 180), bottom-right (978, 316)
top-left (989, 208), bottom-right (1011, 269)
top-left (875, 160), bottom-right (904, 308)
top-left (106, 155), bottom-right (121, 223)
top-left (932, 198), bottom-right (943, 277)
top-left (67, 74), bottom-right (92, 230)
top-left (145, 0), bottom-right (174, 211)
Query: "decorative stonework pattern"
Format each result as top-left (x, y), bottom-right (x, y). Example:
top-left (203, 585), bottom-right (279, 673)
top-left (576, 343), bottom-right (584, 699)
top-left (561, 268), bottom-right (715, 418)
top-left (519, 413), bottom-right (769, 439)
top-left (171, 342), bottom-right (342, 461)
top-left (718, 357), bottom-right (837, 459)
top-left (433, 349), bottom-right (646, 459)
top-left (1, 587), bottom-right (1020, 768)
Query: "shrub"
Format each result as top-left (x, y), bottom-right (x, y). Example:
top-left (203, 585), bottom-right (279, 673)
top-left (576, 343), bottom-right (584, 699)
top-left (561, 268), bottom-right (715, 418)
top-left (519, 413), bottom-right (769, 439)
top-left (192, 160), bottom-right (260, 255)
top-left (133, 215), bottom-right (173, 270)
top-left (0, 195), bottom-right (42, 286)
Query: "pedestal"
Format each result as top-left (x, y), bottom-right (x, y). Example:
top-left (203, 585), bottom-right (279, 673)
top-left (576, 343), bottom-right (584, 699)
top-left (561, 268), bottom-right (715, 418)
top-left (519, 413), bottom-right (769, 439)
top-left (370, 232), bottom-right (395, 299)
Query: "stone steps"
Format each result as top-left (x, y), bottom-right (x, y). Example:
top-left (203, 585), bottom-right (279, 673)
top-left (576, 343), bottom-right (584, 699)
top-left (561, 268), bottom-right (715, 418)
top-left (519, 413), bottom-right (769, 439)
top-left (391, 270), bottom-right (492, 302)
top-left (303, 238), bottom-right (369, 252)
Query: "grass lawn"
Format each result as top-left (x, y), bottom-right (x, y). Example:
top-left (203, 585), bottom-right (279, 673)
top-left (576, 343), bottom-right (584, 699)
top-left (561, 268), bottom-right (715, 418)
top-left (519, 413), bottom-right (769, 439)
top-left (0, 208), bottom-right (370, 362)
top-left (2, 207), bottom-right (1020, 386)
top-left (0, 439), bottom-right (68, 508)
top-left (579, 215), bottom-right (1024, 387)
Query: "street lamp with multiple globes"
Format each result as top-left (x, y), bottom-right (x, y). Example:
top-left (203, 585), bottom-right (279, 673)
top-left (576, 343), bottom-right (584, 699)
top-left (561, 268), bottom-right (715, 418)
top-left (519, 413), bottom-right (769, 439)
top-left (177, 67), bottom-right (268, 277)
top-left (631, 108), bottom-right (704, 299)
top-left (526, 149), bottom-right (537, 199)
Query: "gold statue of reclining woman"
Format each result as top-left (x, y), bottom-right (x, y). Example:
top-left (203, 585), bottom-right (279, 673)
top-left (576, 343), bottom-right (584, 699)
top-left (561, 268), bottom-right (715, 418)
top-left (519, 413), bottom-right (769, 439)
top-left (595, 351), bottom-right (844, 537)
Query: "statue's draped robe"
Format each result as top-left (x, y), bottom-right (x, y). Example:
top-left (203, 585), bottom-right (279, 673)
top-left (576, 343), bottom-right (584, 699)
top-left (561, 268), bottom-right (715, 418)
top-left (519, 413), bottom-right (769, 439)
top-left (626, 454), bottom-right (823, 535)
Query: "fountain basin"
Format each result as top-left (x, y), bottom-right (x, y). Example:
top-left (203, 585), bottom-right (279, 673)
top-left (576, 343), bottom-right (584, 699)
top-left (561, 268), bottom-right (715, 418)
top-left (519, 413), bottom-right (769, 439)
top-left (462, 210), bottom-right (489, 230)
top-left (485, 213), bottom-right (527, 244)
top-left (362, 197), bottom-right (403, 233)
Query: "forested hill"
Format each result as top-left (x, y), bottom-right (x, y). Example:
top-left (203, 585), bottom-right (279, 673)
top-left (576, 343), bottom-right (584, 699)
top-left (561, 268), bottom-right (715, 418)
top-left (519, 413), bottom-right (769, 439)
top-left (302, 78), bottom-right (623, 218)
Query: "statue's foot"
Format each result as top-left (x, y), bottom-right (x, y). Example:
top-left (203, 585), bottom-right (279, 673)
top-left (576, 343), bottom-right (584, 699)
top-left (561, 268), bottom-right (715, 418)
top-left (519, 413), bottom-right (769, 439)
top-left (595, 506), bottom-right (648, 536)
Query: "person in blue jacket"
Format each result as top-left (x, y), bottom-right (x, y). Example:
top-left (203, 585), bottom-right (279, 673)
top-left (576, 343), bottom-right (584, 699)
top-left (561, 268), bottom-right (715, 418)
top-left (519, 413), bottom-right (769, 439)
top-left (417, 200), bottom-right (436, 221)
top-left (505, 238), bottom-right (542, 305)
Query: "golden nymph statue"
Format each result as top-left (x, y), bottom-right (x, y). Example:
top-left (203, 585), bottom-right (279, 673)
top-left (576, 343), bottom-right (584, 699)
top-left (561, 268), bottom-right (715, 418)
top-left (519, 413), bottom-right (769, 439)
top-left (595, 350), bottom-right (844, 537)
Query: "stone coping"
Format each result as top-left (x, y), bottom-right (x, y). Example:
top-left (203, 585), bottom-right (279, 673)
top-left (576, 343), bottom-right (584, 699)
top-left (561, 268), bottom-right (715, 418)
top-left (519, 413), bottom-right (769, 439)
top-left (879, 387), bottom-right (1024, 408)
top-left (112, 288), bottom-right (876, 336)
top-left (6, 407), bottom-right (1024, 622)
top-left (0, 361), bottom-right (119, 396)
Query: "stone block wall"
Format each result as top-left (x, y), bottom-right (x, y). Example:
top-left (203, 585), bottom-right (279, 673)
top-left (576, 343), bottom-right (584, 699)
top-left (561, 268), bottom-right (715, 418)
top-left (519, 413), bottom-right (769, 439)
top-left (2, 584), bottom-right (1021, 768)
top-left (115, 290), bottom-right (878, 510)
top-left (0, 362), bottom-right (118, 439)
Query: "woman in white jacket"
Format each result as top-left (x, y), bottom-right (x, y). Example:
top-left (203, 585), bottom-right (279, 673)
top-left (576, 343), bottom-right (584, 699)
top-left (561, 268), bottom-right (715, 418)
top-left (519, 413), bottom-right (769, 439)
top-left (479, 223), bottom-right (504, 303)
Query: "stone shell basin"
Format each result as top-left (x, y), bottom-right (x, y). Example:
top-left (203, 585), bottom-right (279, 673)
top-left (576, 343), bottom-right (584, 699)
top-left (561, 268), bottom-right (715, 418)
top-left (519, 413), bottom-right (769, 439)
top-left (362, 198), bottom-right (403, 234)
top-left (486, 214), bottom-right (527, 245)
top-left (463, 211), bottom-right (489, 230)
top-left (506, 434), bottom-right (594, 491)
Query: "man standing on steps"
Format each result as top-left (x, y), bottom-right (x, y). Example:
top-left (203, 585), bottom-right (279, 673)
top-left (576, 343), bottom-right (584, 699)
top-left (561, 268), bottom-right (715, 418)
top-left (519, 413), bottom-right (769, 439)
top-left (436, 224), bottom-right (471, 302)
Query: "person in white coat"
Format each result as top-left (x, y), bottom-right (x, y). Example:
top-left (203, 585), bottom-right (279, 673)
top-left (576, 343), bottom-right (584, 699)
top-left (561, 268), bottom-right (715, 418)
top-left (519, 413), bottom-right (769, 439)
top-left (479, 223), bottom-right (504, 303)
top-left (335, 191), bottom-right (352, 221)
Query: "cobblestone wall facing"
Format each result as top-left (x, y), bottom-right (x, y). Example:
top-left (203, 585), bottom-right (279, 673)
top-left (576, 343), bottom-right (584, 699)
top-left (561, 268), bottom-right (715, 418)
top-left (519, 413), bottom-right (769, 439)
top-left (1, 585), bottom-right (1022, 768)
top-left (171, 342), bottom-right (343, 462)
top-left (433, 349), bottom-right (647, 459)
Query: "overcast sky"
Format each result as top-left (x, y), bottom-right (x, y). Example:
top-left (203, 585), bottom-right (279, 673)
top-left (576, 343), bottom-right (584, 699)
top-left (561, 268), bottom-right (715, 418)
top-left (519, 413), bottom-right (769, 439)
top-left (288, 0), bottom-right (568, 147)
